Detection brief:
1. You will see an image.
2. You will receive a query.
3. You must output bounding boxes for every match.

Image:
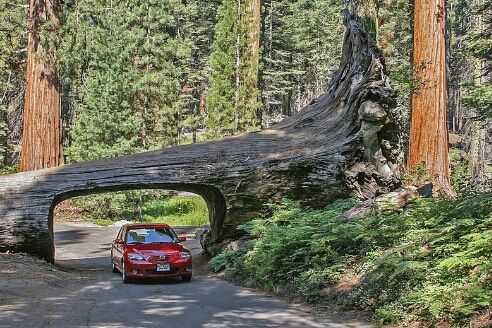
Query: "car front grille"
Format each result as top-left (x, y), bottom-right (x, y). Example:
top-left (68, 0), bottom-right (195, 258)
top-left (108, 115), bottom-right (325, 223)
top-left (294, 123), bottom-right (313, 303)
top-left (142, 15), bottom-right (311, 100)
top-left (149, 254), bottom-right (172, 262)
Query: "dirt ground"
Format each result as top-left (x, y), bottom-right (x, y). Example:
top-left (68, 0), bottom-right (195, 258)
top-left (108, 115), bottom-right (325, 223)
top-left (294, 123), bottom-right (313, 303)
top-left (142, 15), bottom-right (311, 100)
top-left (3, 248), bottom-right (492, 328)
top-left (0, 218), bottom-right (373, 327)
top-left (0, 240), bottom-right (375, 327)
top-left (1, 204), bottom-right (490, 327)
top-left (0, 248), bottom-right (213, 302)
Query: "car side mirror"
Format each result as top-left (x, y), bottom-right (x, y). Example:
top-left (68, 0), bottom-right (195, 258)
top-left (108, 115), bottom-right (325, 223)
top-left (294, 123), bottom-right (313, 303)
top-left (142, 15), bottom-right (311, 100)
top-left (114, 238), bottom-right (124, 244)
top-left (179, 237), bottom-right (186, 242)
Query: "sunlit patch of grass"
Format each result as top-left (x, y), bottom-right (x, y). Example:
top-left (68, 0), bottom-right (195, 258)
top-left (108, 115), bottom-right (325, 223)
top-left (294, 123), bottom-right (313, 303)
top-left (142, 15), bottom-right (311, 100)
top-left (140, 197), bottom-right (209, 226)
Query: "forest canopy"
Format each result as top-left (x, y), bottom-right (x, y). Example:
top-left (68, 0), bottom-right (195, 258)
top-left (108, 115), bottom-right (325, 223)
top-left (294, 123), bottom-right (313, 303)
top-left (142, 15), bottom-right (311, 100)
top-left (0, 0), bottom-right (491, 193)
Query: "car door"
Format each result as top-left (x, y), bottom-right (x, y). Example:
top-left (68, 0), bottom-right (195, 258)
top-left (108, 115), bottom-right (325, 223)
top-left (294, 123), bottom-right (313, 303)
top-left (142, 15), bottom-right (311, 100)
top-left (112, 226), bottom-right (126, 268)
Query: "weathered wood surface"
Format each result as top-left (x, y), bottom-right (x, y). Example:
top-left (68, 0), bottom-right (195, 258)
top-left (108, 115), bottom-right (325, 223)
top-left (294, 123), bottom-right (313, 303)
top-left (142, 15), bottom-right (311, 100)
top-left (340, 183), bottom-right (432, 221)
top-left (0, 11), bottom-right (403, 261)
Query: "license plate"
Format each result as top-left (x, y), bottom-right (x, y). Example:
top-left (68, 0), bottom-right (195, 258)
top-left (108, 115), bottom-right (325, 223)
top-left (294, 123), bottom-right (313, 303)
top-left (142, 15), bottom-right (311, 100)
top-left (157, 263), bottom-right (170, 271)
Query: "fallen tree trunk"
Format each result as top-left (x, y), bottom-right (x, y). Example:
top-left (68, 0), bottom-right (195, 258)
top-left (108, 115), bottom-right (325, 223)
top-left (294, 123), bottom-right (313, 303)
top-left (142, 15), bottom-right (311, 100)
top-left (0, 11), bottom-right (403, 261)
top-left (341, 183), bottom-right (433, 221)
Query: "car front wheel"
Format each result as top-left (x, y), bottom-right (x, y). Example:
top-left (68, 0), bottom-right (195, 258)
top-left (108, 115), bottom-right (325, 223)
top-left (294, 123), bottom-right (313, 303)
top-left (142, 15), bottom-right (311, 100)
top-left (122, 261), bottom-right (131, 284)
top-left (111, 251), bottom-right (118, 273)
top-left (181, 274), bottom-right (192, 282)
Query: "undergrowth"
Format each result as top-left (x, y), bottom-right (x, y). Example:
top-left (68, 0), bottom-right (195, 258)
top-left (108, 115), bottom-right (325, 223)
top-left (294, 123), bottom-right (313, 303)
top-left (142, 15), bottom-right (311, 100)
top-left (70, 191), bottom-right (209, 226)
top-left (209, 195), bottom-right (492, 326)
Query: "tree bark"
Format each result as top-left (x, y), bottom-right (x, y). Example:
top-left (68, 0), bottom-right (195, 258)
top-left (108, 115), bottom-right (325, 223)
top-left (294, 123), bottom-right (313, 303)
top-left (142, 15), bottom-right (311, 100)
top-left (407, 0), bottom-right (456, 197)
top-left (20, 0), bottom-right (64, 172)
top-left (0, 11), bottom-right (402, 261)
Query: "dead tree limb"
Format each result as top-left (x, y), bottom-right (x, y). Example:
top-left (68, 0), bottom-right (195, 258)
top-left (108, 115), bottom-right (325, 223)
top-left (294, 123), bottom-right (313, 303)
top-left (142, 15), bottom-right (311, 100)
top-left (0, 11), bottom-right (403, 261)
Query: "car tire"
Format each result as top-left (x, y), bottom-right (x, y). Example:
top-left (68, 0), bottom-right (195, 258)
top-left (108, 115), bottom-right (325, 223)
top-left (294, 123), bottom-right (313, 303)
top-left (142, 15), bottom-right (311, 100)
top-left (111, 251), bottom-right (119, 273)
top-left (181, 274), bottom-right (192, 282)
top-left (122, 261), bottom-right (131, 284)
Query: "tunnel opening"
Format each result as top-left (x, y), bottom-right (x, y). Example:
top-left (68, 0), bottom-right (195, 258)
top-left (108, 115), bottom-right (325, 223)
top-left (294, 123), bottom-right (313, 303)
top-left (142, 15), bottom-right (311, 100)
top-left (49, 183), bottom-right (227, 268)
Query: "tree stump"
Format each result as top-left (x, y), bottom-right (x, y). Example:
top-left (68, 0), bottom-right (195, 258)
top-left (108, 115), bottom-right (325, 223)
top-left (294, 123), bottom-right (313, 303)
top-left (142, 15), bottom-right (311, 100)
top-left (0, 11), bottom-right (403, 261)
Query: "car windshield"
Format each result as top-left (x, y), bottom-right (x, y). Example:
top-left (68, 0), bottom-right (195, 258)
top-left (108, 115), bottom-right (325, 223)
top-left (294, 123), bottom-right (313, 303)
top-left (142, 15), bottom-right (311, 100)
top-left (126, 227), bottom-right (179, 244)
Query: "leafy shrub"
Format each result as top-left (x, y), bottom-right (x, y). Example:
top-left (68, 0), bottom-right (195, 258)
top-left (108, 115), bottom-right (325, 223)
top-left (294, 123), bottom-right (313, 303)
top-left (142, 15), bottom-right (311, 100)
top-left (209, 250), bottom-right (244, 272)
top-left (341, 194), bottom-right (492, 325)
top-left (0, 164), bottom-right (20, 175)
top-left (217, 198), bottom-right (359, 298)
top-left (215, 194), bottom-right (492, 326)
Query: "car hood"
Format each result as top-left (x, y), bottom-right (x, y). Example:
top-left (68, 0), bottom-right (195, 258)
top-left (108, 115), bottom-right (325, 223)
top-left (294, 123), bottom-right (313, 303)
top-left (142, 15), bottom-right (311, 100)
top-left (125, 243), bottom-right (189, 259)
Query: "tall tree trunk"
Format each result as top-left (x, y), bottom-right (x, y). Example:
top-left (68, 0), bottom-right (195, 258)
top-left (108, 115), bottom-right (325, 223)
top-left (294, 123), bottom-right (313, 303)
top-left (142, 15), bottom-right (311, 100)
top-left (407, 0), bottom-right (456, 197)
top-left (469, 122), bottom-right (486, 189)
top-left (20, 0), bottom-right (63, 172)
top-left (244, 0), bottom-right (260, 97)
top-left (235, 0), bottom-right (260, 132)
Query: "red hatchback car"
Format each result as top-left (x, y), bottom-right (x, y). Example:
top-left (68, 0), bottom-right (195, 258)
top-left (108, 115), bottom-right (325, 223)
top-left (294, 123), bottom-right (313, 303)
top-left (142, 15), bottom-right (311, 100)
top-left (111, 223), bottom-right (192, 283)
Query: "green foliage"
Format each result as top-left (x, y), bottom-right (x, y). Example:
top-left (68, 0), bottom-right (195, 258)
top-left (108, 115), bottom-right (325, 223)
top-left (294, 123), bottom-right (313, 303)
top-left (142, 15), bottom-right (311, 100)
top-left (405, 162), bottom-right (431, 184)
top-left (140, 196), bottom-right (209, 226)
top-left (73, 191), bottom-right (208, 227)
top-left (260, 0), bottom-right (344, 125)
top-left (73, 192), bottom-right (131, 224)
top-left (60, 0), bottom-right (191, 163)
top-left (218, 198), bottom-right (359, 299)
top-left (171, 0), bottom-right (218, 142)
top-left (205, 0), bottom-right (261, 138)
top-left (458, 0), bottom-right (492, 118)
top-left (209, 250), bottom-right (243, 272)
top-left (449, 148), bottom-right (470, 193)
top-left (205, 0), bottom-right (241, 138)
top-left (0, 0), bottom-right (28, 169)
top-left (216, 195), bottom-right (492, 326)
top-left (0, 164), bottom-right (19, 175)
top-left (461, 82), bottom-right (492, 118)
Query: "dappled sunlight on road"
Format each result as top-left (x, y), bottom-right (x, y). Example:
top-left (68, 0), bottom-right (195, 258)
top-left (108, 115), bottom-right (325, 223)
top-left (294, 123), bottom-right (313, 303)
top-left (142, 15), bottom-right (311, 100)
top-left (0, 223), bottom-right (373, 328)
top-left (207, 309), bottom-right (335, 327)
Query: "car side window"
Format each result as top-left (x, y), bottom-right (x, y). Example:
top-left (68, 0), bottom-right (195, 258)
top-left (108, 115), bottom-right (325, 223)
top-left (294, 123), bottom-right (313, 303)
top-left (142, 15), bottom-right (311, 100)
top-left (117, 227), bottom-right (125, 240)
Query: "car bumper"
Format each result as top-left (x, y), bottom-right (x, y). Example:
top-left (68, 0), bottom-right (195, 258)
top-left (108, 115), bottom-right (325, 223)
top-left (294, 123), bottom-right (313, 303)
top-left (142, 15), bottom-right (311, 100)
top-left (124, 260), bottom-right (192, 279)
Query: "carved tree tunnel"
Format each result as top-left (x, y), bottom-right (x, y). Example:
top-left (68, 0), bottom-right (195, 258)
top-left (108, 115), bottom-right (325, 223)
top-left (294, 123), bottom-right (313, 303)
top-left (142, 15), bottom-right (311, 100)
top-left (52, 183), bottom-right (227, 239)
top-left (0, 11), bottom-right (404, 262)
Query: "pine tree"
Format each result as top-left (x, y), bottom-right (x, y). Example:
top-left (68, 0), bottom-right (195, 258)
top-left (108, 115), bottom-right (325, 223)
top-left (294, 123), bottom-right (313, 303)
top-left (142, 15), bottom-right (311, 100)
top-left (61, 0), bottom-right (189, 162)
top-left (170, 0), bottom-right (219, 143)
top-left (461, 0), bottom-right (492, 117)
top-left (0, 0), bottom-right (29, 169)
top-left (259, 0), bottom-right (343, 126)
top-left (286, 0), bottom-right (343, 112)
top-left (448, 0), bottom-right (492, 192)
top-left (260, 0), bottom-right (294, 124)
top-left (206, 0), bottom-right (261, 138)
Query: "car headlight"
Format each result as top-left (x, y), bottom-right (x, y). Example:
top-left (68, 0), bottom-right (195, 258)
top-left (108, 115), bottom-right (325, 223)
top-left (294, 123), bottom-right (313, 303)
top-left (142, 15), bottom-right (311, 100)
top-left (127, 253), bottom-right (145, 261)
top-left (179, 252), bottom-right (191, 259)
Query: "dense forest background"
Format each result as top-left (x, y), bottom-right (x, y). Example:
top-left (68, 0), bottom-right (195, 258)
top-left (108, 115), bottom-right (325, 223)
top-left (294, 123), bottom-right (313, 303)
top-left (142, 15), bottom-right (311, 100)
top-left (2, 2), bottom-right (492, 325)
top-left (0, 0), bottom-right (491, 194)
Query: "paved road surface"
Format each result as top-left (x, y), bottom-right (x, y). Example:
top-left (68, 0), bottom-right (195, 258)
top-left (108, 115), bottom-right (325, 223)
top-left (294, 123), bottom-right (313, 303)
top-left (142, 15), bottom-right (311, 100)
top-left (25, 222), bottom-right (372, 327)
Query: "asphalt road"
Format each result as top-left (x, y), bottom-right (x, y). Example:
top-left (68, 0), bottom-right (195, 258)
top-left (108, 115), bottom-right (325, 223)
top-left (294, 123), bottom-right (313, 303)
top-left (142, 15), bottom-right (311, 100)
top-left (46, 222), bottom-right (371, 328)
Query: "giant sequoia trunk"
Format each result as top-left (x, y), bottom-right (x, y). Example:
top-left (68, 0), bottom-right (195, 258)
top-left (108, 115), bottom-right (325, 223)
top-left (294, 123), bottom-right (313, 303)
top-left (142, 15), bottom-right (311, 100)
top-left (407, 0), bottom-right (456, 197)
top-left (21, 0), bottom-right (64, 172)
top-left (0, 11), bottom-right (403, 261)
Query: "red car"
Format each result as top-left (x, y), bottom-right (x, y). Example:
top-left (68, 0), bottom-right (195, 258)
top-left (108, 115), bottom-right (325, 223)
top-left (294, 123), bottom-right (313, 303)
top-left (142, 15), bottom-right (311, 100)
top-left (111, 223), bottom-right (192, 283)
